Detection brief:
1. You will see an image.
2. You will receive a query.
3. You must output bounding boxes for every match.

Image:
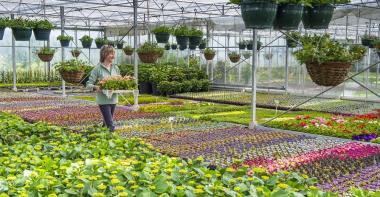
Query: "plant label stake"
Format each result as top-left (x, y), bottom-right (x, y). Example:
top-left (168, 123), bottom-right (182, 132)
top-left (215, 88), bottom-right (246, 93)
top-left (274, 99), bottom-right (280, 115)
top-left (169, 116), bottom-right (175, 134)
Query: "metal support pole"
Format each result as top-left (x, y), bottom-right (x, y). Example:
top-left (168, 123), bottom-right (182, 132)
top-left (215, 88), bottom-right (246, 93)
top-left (285, 45), bottom-right (289, 92)
top-left (47, 39), bottom-right (51, 82)
top-left (11, 14), bottom-right (16, 91)
top-left (28, 36), bottom-right (31, 82)
top-left (60, 6), bottom-right (66, 97)
top-left (249, 29), bottom-right (258, 129)
top-left (133, 0), bottom-right (139, 109)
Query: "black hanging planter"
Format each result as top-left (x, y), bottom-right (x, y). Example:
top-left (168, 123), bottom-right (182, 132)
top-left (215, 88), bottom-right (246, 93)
top-left (0, 27), bottom-right (4, 40)
top-left (171, 44), bottom-right (178, 50)
top-left (247, 42), bottom-right (262, 50)
top-left (273, 4), bottom-right (303, 30)
top-left (189, 36), bottom-right (202, 46)
top-left (33, 28), bottom-right (51, 41)
top-left (302, 4), bottom-right (334, 29)
top-left (189, 44), bottom-right (197, 50)
top-left (165, 45), bottom-right (170, 50)
top-left (176, 36), bottom-right (189, 47)
top-left (241, 1), bottom-right (278, 29)
top-left (117, 43), bottom-right (124, 49)
top-left (239, 43), bottom-right (246, 50)
top-left (286, 39), bottom-right (298, 48)
top-left (12, 28), bottom-right (32, 41)
top-left (138, 82), bottom-right (153, 94)
top-left (96, 42), bottom-right (104, 49)
top-left (155, 33), bottom-right (170, 43)
top-left (60, 40), bottom-right (70, 47)
top-left (81, 41), bottom-right (92, 49)
top-left (179, 45), bottom-right (187, 51)
top-left (199, 43), bottom-right (206, 50)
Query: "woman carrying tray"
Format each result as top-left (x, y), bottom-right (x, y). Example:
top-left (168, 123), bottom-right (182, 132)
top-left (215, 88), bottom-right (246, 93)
top-left (86, 45), bottom-right (120, 132)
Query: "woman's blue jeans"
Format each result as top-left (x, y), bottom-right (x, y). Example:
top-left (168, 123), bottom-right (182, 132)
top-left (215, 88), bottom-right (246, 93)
top-left (99, 104), bottom-right (116, 132)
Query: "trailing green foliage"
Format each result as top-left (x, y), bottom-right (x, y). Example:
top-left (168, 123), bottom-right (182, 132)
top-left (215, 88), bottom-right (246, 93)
top-left (57, 35), bottom-right (73, 41)
top-left (32, 19), bottom-right (54, 29)
top-left (172, 25), bottom-right (190, 36)
top-left (8, 17), bottom-right (34, 29)
top-left (0, 17), bottom-right (10, 28)
top-left (36, 47), bottom-right (56, 55)
top-left (80, 35), bottom-right (93, 43)
top-left (204, 48), bottom-right (216, 55)
top-left (152, 25), bottom-right (171, 34)
top-left (54, 59), bottom-right (90, 72)
top-left (136, 42), bottom-right (164, 54)
top-left (188, 28), bottom-right (203, 37)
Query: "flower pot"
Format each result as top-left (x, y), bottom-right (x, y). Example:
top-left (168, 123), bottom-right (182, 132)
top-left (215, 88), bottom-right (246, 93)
top-left (0, 27), bottom-right (4, 40)
top-left (286, 39), bottom-right (298, 48)
top-left (241, 1), bottom-right (278, 29)
top-left (273, 4), bottom-right (303, 30)
top-left (305, 61), bottom-right (351, 86)
top-left (165, 45), bottom-right (170, 50)
top-left (123, 49), bottom-right (133, 56)
top-left (155, 32), bottom-right (170, 43)
top-left (60, 40), bottom-right (70, 47)
top-left (96, 42), bottom-right (104, 49)
top-left (189, 36), bottom-right (202, 46)
top-left (71, 51), bottom-right (81, 58)
top-left (189, 44), bottom-right (197, 50)
top-left (117, 43), bottom-right (123, 49)
top-left (33, 28), bottom-right (51, 41)
top-left (38, 54), bottom-right (54, 62)
top-left (171, 44), bottom-right (178, 50)
top-left (239, 43), bottom-right (246, 50)
top-left (176, 36), bottom-right (189, 47)
top-left (12, 28), bottom-right (32, 41)
top-left (179, 45), bottom-right (187, 51)
top-left (247, 42), bottom-right (261, 50)
top-left (81, 41), bottom-right (92, 48)
top-left (60, 70), bottom-right (85, 84)
top-left (302, 4), bottom-right (334, 29)
top-left (138, 82), bottom-right (152, 94)
top-left (199, 43), bottom-right (206, 50)
top-left (138, 52), bottom-right (158, 63)
top-left (229, 55), bottom-right (240, 63)
top-left (204, 53), bottom-right (215, 60)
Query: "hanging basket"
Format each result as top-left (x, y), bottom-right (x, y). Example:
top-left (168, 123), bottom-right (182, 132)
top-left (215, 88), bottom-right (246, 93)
top-left (38, 53), bottom-right (54, 62)
top-left (60, 70), bottom-right (85, 84)
top-left (12, 28), bottom-right (32, 41)
top-left (189, 44), bottom-right (197, 50)
top-left (138, 52), bottom-right (158, 63)
top-left (171, 44), bottom-right (178, 50)
top-left (229, 55), bottom-right (240, 63)
top-left (199, 43), bottom-right (206, 50)
top-left (241, 1), bottom-right (278, 29)
top-left (33, 28), bottom-right (51, 41)
top-left (176, 36), bottom-right (189, 47)
top-left (123, 48), bottom-right (133, 56)
top-left (273, 4), bottom-right (303, 30)
top-left (0, 27), bottom-right (4, 40)
top-left (247, 42), bottom-right (262, 50)
top-left (189, 36), bottom-right (202, 46)
top-left (204, 53), bottom-right (215, 60)
top-left (60, 40), bottom-right (70, 47)
top-left (117, 43), bottom-right (124, 49)
top-left (81, 41), bottom-right (92, 48)
top-left (302, 4), bottom-right (334, 29)
top-left (96, 42), bottom-right (104, 49)
top-left (71, 51), bottom-right (81, 58)
top-left (179, 45), bottom-right (187, 51)
top-left (238, 43), bottom-right (246, 50)
top-left (305, 61), bottom-right (351, 86)
top-left (155, 32), bottom-right (170, 43)
top-left (165, 45), bottom-right (170, 50)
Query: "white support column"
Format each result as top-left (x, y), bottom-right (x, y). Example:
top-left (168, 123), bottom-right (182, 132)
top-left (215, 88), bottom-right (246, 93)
top-left (249, 29), bottom-right (258, 129)
top-left (11, 14), bottom-right (17, 92)
top-left (60, 6), bottom-right (66, 97)
top-left (133, 0), bottom-right (139, 110)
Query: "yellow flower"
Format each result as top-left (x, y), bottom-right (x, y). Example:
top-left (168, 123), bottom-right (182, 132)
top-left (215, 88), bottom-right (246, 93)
top-left (179, 169), bottom-right (187, 174)
top-left (75, 183), bottom-right (84, 189)
top-left (177, 163), bottom-right (183, 167)
top-left (149, 186), bottom-right (156, 190)
top-left (6, 176), bottom-right (16, 181)
top-left (256, 187), bottom-right (264, 192)
top-left (253, 167), bottom-right (266, 174)
top-left (109, 175), bottom-right (118, 179)
top-left (89, 176), bottom-right (98, 181)
top-left (118, 192), bottom-right (128, 197)
top-left (48, 194), bottom-right (57, 197)
top-left (196, 185), bottom-right (204, 189)
top-left (196, 157), bottom-right (204, 162)
top-left (278, 183), bottom-right (289, 189)
top-left (93, 193), bottom-right (105, 197)
top-left (131, 185), bottom-right (138, 189)
top-left (176, 186), bottom-right (185, 190)
top-left (132, 172), bottom-right (139, 177)
top-left (194, 188), bottom-right (204, 194)
top-left (226, 167), bottom-right (235, 173)
top-left (234, 187), bottom-right (241, 192)
top-left (111, 171), bottom-right (118, 174)
top-left (309, 186), bottom-right (317, 190)
top-left (205, 174), bottom-right (212, 178)
top-left (261, 176), bottom-right (269, 181)
top-left (36, 184), bottom-right (45, 190)
top-left (302, 174), bottom-right (309, 179)
top-left (283, 170), bottom-right (290, 175)
top-left (111, 178), bottom-right (120, 185)
top-left (188, 181), bottom-right (195, 185)
top-left (97, 183), bottom-right (107, 190)
top-left (228, 179), bottom-right (236, 184)
top-left (115, 186), bottom-right (125, 191)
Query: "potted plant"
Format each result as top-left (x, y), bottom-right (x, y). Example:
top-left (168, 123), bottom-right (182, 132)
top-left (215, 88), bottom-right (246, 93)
top-left (361, 34), bottom-right (379, 48)
top-left (230, 0), bottom-right (278, 29)
top-left (242, 51), bottom-right (251, 59)
top-left (228, 51), bottom-right (241, 63)
top-left (71, 48), bottom-right (81, 58)
top-left (179, 45), bottom-right (187, 51)
top-left (57, 35), bottom-right (72, 47)
top-left (8, 17), bottom-right (33, 41)
top-left (55, 59), bottom-right (88, 84)
top-left (152, 25), bottom-right (171, 43)
top-left (99, 75), bottom-right (137, 91)
top-left (238, 41), bottom-right (246, 50)
top-left (80, 35), bottom-right (93, 48)
top-left (33, 19), bottom-right (54, 41)
top-left (171, 43), bottom-right (178, 50)
top-left (0, 17), bottom-right (9, 40)
top-left (137, 42), bottom-right (162, 63)
top-left (95, 37), bottom-right (107, 49)
top-left (189, 44), bottom-right (197, 50)
top-left (173, 25), bottom-right (190, 47)
top-left (165, 43), bottom-right (171, 50)
top-left (199, 39), bottom-right (207, 50)
top-left (116, 40), bottom-right (124, 49)
top-left (108, 40), bottom-right (115, 47)
top-left (294, 34), bottom-right (366, 86)
top-left (123, 46), bottom-right (134, 56)
top-left (246, 40), bottom-right (262, 50)
top-left (273, 0), bottom-right (305, 30)
top-left (302, 0), bottom-right (349, 29)
top-left (204, 48), bottom-right (216, 60)
top-left (188, 28), bottom-right (203, 46)
top-left (285, 31), bottom-right (301, 48)
top-left (37, 47), bottom-right (56, 62)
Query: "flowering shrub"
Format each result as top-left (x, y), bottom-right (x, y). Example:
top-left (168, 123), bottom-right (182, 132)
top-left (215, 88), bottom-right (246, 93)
top-left (99, 75), bottom-right (137, 90)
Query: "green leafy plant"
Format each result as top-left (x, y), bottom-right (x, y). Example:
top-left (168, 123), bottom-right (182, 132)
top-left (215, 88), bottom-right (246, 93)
top-left (137, 42), bottom-right (163, 54)
top-left (228, 51), bottom-right (240, 58)
top-left (294, 34), bottom-right (365, 64)
top-left (36, 47), bottom-right (55, 55)
top-left (57, 35), bottom-right (73, 41)
top-left (310, 0), bottom-right (350, 5)
top-left (8, 17), bottom-right (34, 29)
top-left (188, 28), bottom-right (203, 37)
top-left (71, 48), bottom-right (81, 53)
top-left (99, 75), bottom-right (137, 90)
top-left (80, 35), bottom-right (93, 43)
top-left (54, 59), bottom-right (89, 72)
top-left (95, 37), bottom-right (108, 45)
top-left (152, 25), bottom-right (171, 34)
top-left (285, 31), bottom-right (301, 42)
top-left (0, 17), bottom-right (10, 28)
top-left (204, 48), bottom-right (216, 55)
top-left (349, 45), bottom-right (367, 61)
top-left (33, 19), bottom-right (54, 29)
top-left (172, 25), bottom-right (190, 36)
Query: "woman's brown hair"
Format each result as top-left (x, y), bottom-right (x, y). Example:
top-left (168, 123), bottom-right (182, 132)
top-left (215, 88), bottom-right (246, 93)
top-left (100, 45), bottom-right (115, 63)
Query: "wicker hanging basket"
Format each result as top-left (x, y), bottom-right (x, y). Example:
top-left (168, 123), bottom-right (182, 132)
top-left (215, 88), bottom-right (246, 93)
top-left (305, 61), bottom-right (352, 86)
top-left (38, 53), bottom-right (54, 62)
top-left (60, 70), bottom-right (85, 84)
top-left (138, 52), bottom-right (158, 63)
top-left (71, 51), bottom-right (81, 58)
top-left (204, 53), bottom-right (215, 60)
top-left (123, 49), bottom-right (133, 56)
top-left (229, 55), bottom-right (240, 63)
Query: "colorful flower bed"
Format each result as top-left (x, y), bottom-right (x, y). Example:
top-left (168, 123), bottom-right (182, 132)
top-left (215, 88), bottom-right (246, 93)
top-left (266, 110), bottom-right (380, 143)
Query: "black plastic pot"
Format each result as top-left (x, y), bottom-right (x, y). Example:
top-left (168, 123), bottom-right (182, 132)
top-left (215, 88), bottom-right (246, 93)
top-left (165, 45), bottom-right (170, 50)
top-left (273, 4), bottom-right (303, 30)
top-left (176, 36), bottom-right (189, 47)
top-left (60, 40), bottom-right (70, 47)
top-left (171, 44), bottom-right (178, 50)
top-left (302, 4), bottom-right (334, 29)
top-left (241, 1), bottom-right (278, 29)
top-left (152, 83), bottom-right (161, 95)
top-left (96, 42), bottom-right (104, 49)
top-left (155, 32), bottom-right (170, 43)
top-left (247, 42), bottom-right (262, 50)
top-left (117, 43), bottom-right (123, 49)
top-left (0, 27), bottom-right (4, 40)
top-left (286, 39), bottom-right (298, 48)
top-left (239, 43), bottom-right (246, 50)
top-left (12, 28), bottom-right (32, 41)
top-left (33, 28), bottom-right (51, 41)
top-left (361, 39), bottom-right (370, 47)
top-left (199, 43), bottom-right (206, 50)
top-left (189, 36), bottom-right (202, 46)
top-left (179, 45), bottom-right (187, 51)
top-left (81, 41), bottom-right (92, 48)
top-left (189, 44), bottom-right (197, 50)
top-left (138, 82), bottom-right (153, 94)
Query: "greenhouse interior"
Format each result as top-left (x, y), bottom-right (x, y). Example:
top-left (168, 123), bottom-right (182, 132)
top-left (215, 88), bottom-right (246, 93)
top-left (0, 0), bottom-right (379, 196)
